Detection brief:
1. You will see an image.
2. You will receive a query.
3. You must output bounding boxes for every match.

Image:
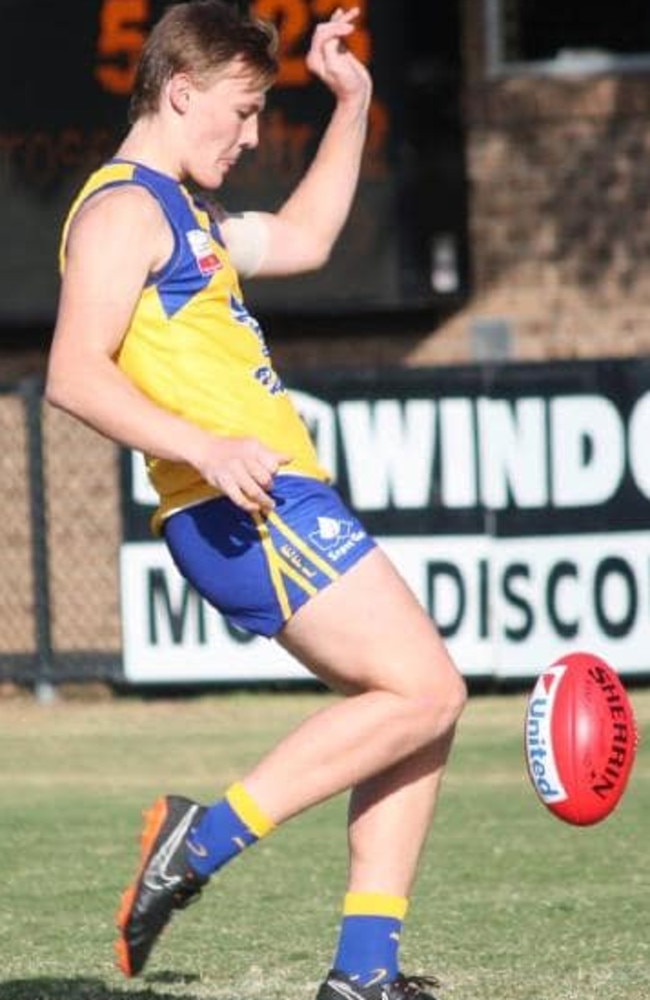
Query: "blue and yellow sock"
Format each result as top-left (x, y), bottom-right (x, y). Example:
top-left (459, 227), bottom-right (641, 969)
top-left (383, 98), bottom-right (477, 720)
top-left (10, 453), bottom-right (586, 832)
top-left (333, 892), bottom-right (409, 986)
top-left (185, 782), bottom-right (276, 878)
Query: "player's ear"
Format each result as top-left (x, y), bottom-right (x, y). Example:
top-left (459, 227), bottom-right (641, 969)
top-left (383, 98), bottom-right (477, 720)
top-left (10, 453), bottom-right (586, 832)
top-left (168, 73), bottom-right (193, 115)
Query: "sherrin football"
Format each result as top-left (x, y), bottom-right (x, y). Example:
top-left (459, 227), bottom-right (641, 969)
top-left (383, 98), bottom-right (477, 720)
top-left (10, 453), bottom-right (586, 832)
top-left (524, 651), bottom-right (638, 826)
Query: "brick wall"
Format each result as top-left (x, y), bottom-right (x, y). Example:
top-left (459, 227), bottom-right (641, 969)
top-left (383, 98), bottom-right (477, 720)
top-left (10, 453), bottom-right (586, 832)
top-left (409, 1), bottom-right (650, 366)
top-left (275, 5), bottom-right (650, 369)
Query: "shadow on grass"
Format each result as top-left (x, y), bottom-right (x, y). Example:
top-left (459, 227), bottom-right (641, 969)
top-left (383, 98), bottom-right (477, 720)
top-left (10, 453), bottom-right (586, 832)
top-left (0, 973), bottom-right (203, 999)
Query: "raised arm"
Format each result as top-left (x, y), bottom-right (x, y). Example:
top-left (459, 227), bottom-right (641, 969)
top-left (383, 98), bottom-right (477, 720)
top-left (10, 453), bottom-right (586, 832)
top-left (222, 6), bottom-right (372, 277)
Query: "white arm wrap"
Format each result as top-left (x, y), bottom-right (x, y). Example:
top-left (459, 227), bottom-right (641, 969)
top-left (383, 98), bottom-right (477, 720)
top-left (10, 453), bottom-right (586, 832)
top-left (220, 210), bottom-right (270, 278)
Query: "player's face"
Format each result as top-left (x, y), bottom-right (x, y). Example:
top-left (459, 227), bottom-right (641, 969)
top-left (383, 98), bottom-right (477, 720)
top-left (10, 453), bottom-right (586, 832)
top-left (180, 59), bottom-right (267, 189)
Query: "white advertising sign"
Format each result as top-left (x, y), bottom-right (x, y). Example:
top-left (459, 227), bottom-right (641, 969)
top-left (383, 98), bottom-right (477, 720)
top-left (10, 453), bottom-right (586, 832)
top-left (120, 530), bottom-right (650, 683)
top-left (120, 367), bottom-right (650, 682)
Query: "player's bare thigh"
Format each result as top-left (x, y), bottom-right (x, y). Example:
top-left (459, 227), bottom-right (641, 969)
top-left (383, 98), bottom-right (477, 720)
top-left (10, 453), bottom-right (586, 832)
top-left (277, 546), bottom-right (463, 700)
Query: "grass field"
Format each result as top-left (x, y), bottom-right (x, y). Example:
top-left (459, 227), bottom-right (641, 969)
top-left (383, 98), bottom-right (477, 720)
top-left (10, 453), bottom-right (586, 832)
top-left (0, 685), bottom-right (648, 1000)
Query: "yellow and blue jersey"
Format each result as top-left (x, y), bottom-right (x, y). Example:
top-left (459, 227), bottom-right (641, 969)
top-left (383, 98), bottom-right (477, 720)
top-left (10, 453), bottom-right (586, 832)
top-left (60, 159), bottom-right (328, 533)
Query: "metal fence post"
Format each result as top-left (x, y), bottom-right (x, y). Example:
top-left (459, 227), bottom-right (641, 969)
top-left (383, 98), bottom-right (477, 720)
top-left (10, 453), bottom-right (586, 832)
top-left (22, 376), bottom-right (56, 700)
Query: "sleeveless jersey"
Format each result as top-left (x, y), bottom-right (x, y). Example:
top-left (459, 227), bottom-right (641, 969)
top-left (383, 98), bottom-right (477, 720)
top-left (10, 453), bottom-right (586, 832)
top-left (60, 159), bottom-right (329, 533)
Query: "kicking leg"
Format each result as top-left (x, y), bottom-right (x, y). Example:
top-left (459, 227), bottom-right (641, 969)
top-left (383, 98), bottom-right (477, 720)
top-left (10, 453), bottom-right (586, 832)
top-left (242, 547), bottom-right (466, 822)
top-left (117, 546), bottom-right (465, 984)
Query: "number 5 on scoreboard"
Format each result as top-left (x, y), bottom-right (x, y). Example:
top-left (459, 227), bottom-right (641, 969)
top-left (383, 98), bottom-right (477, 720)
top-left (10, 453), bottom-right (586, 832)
top-left (95, 0), bottom-right (151, 96)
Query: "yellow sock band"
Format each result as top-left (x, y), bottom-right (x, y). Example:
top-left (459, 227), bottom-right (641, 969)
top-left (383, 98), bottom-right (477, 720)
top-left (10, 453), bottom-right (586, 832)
top-left (225, 782), bottom-right (276, 839)
top-left (343, 892), bottom-right (409, 920)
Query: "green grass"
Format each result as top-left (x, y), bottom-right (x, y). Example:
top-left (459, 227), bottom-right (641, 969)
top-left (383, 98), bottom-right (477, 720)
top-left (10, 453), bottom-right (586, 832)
top-left (0, 686), bottom-right (648, 1000)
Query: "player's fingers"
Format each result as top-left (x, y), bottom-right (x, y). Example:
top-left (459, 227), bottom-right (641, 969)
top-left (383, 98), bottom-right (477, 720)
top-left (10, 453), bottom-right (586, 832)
top-left (210, 467), bottom-right (268, 513)
top-left (227, 482), bottom-right (273, 514)
top-left (331, 7), bottom-right (359, 25)
top-left (238, 470), bottom-right (276, 511)
top-left (258, 449), bottom-right (292, 473)
top-left (309, 12), bottom-right (361, 69)
top-left (247, 456), bottom-right (278, 490)
top-left (313, 15), bottom-right (355, 43)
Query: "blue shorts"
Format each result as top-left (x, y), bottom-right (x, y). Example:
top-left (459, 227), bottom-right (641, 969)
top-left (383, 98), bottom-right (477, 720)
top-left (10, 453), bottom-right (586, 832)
top-left (163, 474), bottom-right (376, 637)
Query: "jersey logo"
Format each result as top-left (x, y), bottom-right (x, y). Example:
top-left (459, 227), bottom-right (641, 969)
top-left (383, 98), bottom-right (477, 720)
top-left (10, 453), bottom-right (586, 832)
top-left (186, 229), bottom-right (222, 276)
top-left (254, 365), bottom-right (284, 395)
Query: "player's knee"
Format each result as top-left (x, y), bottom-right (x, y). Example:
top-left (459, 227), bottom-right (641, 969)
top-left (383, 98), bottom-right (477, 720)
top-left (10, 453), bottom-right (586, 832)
top-left (444, 669), bottom-right (468, 727)
top-left (410, 665), bottom-right (467, 742)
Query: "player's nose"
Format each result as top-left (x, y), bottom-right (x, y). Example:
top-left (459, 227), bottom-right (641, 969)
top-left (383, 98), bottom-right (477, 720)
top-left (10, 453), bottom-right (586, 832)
top-left (241, 115), bottom-right (259, 150)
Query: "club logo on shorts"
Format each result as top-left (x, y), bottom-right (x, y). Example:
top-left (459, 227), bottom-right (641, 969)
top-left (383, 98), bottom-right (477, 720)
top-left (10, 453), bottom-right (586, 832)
top-left (309, 516), bottom-right (365, 562)
top-left (186, 229), bottom-right (222, 276)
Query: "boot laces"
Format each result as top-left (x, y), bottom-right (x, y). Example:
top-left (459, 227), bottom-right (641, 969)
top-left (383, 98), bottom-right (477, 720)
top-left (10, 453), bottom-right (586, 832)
top-left (172, 878), bottom-right (204, 910)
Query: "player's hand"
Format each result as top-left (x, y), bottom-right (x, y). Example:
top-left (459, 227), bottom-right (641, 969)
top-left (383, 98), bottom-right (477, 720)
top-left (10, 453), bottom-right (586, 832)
top-left (306, 7), bottom-right (372, 109)
top-left (195, 436), bottom-right (291, 513)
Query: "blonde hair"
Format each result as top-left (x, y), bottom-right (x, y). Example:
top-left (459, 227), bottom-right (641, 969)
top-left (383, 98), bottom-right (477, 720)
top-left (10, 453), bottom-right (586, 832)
top-left (130, 0), bottom-right (278, 122)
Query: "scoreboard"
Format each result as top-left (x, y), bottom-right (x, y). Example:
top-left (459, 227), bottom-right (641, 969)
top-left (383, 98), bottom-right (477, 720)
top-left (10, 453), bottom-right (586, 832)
top-left (0, 0), bottom-right (437, 323)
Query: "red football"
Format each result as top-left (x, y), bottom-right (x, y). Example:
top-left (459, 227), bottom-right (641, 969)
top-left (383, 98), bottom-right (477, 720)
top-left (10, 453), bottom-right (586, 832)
top-left (524, 651), bottom-right (638, 825)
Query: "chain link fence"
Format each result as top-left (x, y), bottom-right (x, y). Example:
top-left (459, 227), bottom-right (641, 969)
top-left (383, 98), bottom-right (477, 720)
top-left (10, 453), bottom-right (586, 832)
top-left (1, 377), bottom-right (122, 687)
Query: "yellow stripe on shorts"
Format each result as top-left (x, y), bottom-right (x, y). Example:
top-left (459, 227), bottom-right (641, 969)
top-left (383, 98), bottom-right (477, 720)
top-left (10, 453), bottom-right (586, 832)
top-left (267, 509), bottom-right (340, 581)
top-left (254, 510), bottom-right (329, 615)
top-left (253, 513), bottom-right (292, 620)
